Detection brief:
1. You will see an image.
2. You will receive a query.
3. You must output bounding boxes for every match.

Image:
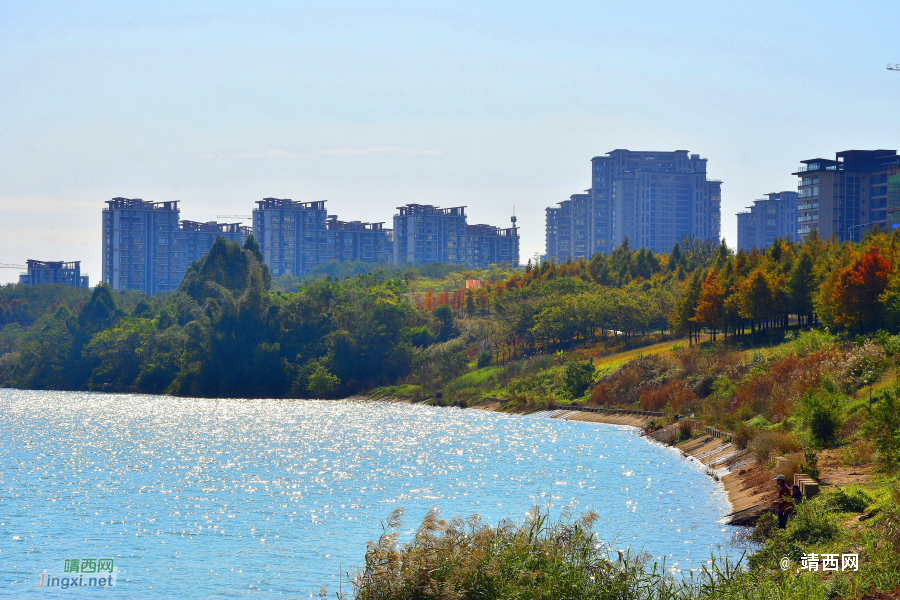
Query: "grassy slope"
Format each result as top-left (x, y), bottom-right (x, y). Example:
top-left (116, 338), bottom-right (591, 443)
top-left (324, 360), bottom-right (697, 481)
top-left (365, 330), bottom-right (900, 597)
top-left (370, 335), bottom-right (687, 408)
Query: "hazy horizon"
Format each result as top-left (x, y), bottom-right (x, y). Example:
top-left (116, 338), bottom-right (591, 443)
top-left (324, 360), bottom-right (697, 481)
top-left (2, 1), bottom-right (898, 284)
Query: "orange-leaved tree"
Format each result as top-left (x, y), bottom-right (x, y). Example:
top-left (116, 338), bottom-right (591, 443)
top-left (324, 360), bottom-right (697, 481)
top-left (832, 248), bottom-right (890, 333)
top-left (691, 269), bottom-right (725, 341)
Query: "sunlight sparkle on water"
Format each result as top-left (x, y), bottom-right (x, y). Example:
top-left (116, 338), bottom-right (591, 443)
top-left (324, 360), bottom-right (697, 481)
top-left (0, 390), bottom-right (737, 597)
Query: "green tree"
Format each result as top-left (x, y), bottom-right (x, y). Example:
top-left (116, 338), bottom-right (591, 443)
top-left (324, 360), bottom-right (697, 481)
top-left (788, 249), bottom-right (816, 326)
top-left (564, 359), bottom-right (595, 398)
top-left (85, 318), bottom-right (155, 389)
top-left (672, 272), bottom-right (702, 345)
top-left (306, 363), bottom-right (341, 398)
top-left (79, 283), bottom-right (121, 332)
top-left (864, 387), bottom-right (900, 470)
top-left (434, 304), bottom-right (455, 341)
top-left (799, 378), bottom-right (846, 448)
top-left (464, 289), bottom-right (476, 317)
top-left (738, 269), bottom-right (772, 342)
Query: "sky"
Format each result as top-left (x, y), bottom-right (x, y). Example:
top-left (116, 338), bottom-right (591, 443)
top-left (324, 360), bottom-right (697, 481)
top-left (2, 1), bottom-right (899, 284)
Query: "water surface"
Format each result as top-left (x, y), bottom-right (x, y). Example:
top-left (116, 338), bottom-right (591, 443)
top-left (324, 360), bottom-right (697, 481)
top-left (0, 390), bottom-right (737, 598)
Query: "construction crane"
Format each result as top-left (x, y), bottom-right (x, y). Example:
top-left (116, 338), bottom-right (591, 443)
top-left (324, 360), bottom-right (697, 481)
top-left (216, 214), bottom-right (251, 220)
top-left (889, 64), bottom-right (900, 71)
top-left (0, 263), bottom-right (25, 269)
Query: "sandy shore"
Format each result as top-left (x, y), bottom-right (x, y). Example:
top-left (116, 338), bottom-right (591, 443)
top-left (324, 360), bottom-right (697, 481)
top-left (555, 409), bottom-right (653, 428)
top-left (404, 398), bottom-right (864, 526)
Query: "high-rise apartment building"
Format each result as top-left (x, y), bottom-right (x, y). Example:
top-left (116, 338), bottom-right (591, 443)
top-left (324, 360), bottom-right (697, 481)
top-left (252, 198), bottom-right (328, 277)
top-left (326, 217), bottom-right (394, 264)
top-left (546, 150), bottom-right (721, 260)
top-left (591, 150), bottom-right (721, 255)
top-left (102, 198), bottom-right (250, 294)
top-left (794, 150), bottom-right (900, 242)
top-left (392, 204), bottom-right (518, 267)
top-left (19, 260), bottom-right (89, 288)
top-left (462, 222), bottom-right (520, 267)
top-left (252, 198), bottom-right (394, 276)
top-left (545, 193), bottom-right (590, 262)
top-left (736, 191), bottom-right (799, 252)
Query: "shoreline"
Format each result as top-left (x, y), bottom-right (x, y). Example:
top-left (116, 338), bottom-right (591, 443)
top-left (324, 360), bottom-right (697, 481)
top-left (345, 396), bottom-right (772, 525)
top-left (469, 399), bottom-right (767, 525)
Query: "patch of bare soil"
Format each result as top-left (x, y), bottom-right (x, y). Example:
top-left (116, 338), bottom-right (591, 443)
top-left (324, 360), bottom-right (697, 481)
top-left (819, 465), bottom-right (874, 486)
top-left (816, 448), bottom-right (874, 486)
top-left (847, 591), bottom-right (900, 600)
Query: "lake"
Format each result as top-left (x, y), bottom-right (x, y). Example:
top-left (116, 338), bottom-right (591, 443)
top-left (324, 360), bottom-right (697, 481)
top-left (0, 390), bottom-right (738, 598)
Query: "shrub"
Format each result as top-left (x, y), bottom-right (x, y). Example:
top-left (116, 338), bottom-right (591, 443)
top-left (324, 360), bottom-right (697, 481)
top-left (826, 487), bottom-right (873, 513)
top-left (864, 386), bottom-right (900, 470)
top-left (306, 364), bottom-right (341, 398)
top-left (799, 448), bottom-right (820, 480)
top-left (590, 382), bottom-right (614, 405)
top-left (402, 325), bottom-right (436, 348)
top-left (747, 511), bottom-right (778, 545)
top-left (563, 359), bottom-right (594, 399)
top-left (842, 437), bottom-right (875, 466)
top-left (639, 380), bottom-right (697, 412)
top-left (792, 328), bottom-right (836, 357)
top-left (747, 430), bottom-right (800, 464)
top-left (677, 418), bottom-right (693, 442)
top-left (732, 422), bottom-right (757, 450)
top-left (787, 498), bottom-right (840, 544)
top-left (877, 485), bottom-right (900, 552)
top-left (476, 349), bottom-right (491, 368)
top-left (732, 351), bottom-right (826, 422)
top-left (798, 377), bottom-right (846, 447)
top-left (354, 508), bottom-right (641, 600)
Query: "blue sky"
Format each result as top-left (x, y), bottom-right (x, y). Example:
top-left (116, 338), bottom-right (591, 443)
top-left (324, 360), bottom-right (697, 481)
top-left (2, 1), bottom-right (899, 283)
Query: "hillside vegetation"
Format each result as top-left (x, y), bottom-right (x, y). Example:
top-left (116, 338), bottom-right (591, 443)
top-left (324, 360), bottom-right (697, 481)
top-left (5, 228), bottom-right (900, 597)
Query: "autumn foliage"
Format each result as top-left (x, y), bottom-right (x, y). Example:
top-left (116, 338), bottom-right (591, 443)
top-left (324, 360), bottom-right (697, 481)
top-left (831, 248), bottom-right (891, 331)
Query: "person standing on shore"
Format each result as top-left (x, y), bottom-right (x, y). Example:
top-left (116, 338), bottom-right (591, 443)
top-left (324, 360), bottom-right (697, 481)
top-left (791, 484), bottom-right (803, 507)
top-left (773, 474), bottom-right (793, 528)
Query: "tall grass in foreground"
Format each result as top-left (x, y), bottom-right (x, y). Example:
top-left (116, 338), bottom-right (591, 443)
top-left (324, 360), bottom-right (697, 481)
top-left (352, 507), bottom-right (900, 600)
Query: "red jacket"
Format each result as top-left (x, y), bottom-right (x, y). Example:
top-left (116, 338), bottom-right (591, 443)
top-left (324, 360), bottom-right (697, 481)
top-left (776, 483), bottom-right (793, 515)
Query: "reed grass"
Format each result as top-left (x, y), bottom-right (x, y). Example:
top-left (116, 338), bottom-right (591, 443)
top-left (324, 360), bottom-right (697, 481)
top-left (351, 507), bottom-right (900, 600)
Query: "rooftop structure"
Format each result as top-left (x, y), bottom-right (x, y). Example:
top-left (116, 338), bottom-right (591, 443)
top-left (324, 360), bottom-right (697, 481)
top-left (392, 204), bottom-right (518, 267)
top-left (252, 198), bottom-right (394, 276)
top-left (19, 260), bottom-right (89, 288)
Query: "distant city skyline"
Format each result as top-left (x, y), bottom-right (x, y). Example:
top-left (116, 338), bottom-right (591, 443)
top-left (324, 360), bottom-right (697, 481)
top-left (2, 1), bottom-right (898, 283)
top-left (546, 150), bottom-right (720, 263)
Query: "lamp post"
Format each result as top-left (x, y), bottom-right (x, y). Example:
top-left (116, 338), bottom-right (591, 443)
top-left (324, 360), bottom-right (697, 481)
top-left (847, 222), bottom-right (875, 243)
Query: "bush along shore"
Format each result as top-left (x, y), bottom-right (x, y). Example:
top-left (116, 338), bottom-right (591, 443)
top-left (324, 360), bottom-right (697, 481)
top-left (6, 230), bottom-right (900, 596)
